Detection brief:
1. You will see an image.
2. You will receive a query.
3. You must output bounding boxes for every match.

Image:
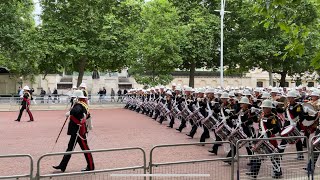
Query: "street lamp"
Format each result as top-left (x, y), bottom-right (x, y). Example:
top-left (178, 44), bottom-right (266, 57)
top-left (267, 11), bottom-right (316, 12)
top-left (215, 0), bottom-right (230, 88)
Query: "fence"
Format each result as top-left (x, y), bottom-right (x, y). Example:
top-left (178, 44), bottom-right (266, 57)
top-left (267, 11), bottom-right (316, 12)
top-left (310, 135), bottom-right (320, 180)
top-left (0, 154), bottom-right (33, 179)
top-left (36, 147), bottom-right (147, 180)
top-left (236, 136), bottom-right (310, 180)
top-left (0, 95), bottom-right (127, 105)
top-left (149, 142), bottom-right (234, 180)
top-left (3, 137), bottom-right (320, 180)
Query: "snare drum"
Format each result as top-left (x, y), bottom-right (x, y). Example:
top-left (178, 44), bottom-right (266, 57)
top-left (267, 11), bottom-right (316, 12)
top-left (180, 107), bottom-right (191, 119)
top-left (187, 110), bottom-right (204, 124)
top-left (252, 140), bottom-right (278, 154)
top-left (171, 106), bottom-right (181, 119)
top-left (228, 128), bottom-right (248, 148)
top-left (312, 137), bottom-right (320, 151)
top-left (280, 125), bottom-right (301, 144)
top-left (203, 119), bottom-right (214, 130)
top-left (215, 122), bottom-right (232, 141)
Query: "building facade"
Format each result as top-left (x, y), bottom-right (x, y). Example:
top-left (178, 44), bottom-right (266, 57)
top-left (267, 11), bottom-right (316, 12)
top-left (0, 68), bottom-right (318, 95)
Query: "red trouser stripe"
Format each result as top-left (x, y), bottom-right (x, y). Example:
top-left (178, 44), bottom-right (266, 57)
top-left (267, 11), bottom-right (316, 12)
top-left (80, 137), bottom-right (93, 170)
top-left (26, 108), bottom-right (34, 120)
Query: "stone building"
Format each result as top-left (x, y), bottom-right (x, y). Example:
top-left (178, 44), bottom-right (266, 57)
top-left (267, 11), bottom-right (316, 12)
top-left (0, 67), bottom-right (318, 95)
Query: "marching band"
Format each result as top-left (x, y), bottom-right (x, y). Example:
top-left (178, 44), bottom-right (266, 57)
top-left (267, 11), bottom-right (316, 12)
top-left (124, 85), bottom-right (320, 179)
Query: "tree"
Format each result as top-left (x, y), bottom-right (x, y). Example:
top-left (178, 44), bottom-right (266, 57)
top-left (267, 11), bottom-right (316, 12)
top-left (240, 0), bottom-right (319, 87)
top-left (128, 0), bottom-right (186, 86)
top-left (0, 1), bottom-right (39, 79)
top-left (39, 0), bottom-right (130, 86)
top-left (169, 0), bottom-right (219, 87)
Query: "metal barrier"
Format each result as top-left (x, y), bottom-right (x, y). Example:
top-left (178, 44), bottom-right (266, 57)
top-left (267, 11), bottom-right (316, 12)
top-left (0, 95), bottom-right (126, 105)
top-left (236, 136), bottom-right (309, 180)
top-left (36, 147), bottom-right (147, 180)
top-left (149, 142), bottom-right (234, 180)
top-left (0, 154), bottom-right (33, 179)
top-left (310, 135), bottom-right (320, 180)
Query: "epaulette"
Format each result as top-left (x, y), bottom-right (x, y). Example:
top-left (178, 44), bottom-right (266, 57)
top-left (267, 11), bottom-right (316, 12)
top-left (77, 101), bottom-right (89, 113)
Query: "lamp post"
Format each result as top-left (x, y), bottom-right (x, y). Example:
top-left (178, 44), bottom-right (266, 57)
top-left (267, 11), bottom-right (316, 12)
top-left (215, 0), bottom-right (229, 88)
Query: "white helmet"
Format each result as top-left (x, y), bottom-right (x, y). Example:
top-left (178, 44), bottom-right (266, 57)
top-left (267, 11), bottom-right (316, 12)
top-left (229, 91), bottom-right (235, 97)
top-left (310, 91), bottom-right (320, 97)
top-left (220, 92), bottom-right (229, 99)
top-left (73, 90), bottom-right (87, 99)
top-left (243, 90), bottom-right (251, 96)
top-left (23, 86), bottom-right (30, 91)
top-left (205, 88), bottom-right (215, 94)
top-left (260, 99), bottom-right (273, 108)
top-left (79, 82), bottom-right (87, 89)
top-left (286, 91), bottom-right (297, 98)
top-left (271, 87), bottom-right (279, 93)
top-left (239, 97), bottom-right (250, 104)
top-left (261, 92), bottom-right (271, 99)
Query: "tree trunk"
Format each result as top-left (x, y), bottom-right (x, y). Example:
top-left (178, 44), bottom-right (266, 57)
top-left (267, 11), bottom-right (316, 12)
top-left (189, 61), bottom-right (196, 88)
top-left (269, 71), bottom-right (273, 86)
top-left (77, 58), bottom-right (87, 87)
top-left (279, 72), bottom-right (287, 87)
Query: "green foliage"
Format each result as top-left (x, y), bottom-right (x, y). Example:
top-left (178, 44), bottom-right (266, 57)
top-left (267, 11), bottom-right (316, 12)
top-left (128, 0), bottom-right (185, 86)
top-left (0, 1), bottom-right (38, 78)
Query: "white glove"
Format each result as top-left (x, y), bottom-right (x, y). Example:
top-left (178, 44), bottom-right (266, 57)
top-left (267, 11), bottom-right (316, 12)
top-left (253, 98), bottom-right (257, 102)
top-left (251, 107), bottom-right (256, 113)
top-left (65, 111), bottom-right (70, 117)
top-left (225, 109), bottom-right (231, 114)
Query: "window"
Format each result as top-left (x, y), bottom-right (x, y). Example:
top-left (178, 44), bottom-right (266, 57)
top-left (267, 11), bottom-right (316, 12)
top-left (273, 82), bottom-right (277, 87)
top-left (284, 82), bottom-right (289, 87)
top-left (256, 81), bottom-right (263, 87)
top-left (308, 82), bottom-right (315, 87)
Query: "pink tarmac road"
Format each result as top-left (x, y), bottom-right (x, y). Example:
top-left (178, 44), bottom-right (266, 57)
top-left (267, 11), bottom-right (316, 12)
top-left (0, 108), bottom-right (311, 179)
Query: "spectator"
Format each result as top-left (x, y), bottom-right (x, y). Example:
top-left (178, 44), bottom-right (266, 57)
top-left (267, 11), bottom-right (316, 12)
top-left (117, 89), bottom-right (122, 102)
top-left (30, 88), bottom-right (36, 104)
top-left (98, 88), bottom-right (103, 102)
top-left (40, 88), bottom-right (46, 103)
top-left (19, 88), bottom-right (24, 97)
top-left (53, 88), bottom-right (58, 104)
top-left (17, 87), bottom-right (21, 95)
top-left (111, 88), bottom-right (115, 102)
top-left (102, 87), bottom-right (107, 96)
top-left (123, 89), bottom-right (128, 95)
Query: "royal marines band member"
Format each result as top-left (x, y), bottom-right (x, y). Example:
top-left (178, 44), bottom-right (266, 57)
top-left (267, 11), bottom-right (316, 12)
top-left (176, 87), bottom-right (194, 132)
top-left (301, 91), bottom-right (320, 148)
top-left (168, 87), bottom-right (183, 128)
top-left (277, 91), bottom-right (307, 160)
top-left (159, 90), bottom-right (174, 124)
top-left (209, 92), bottom-right (234, 154)
top-left (152, 87), bottom-right (165, 121)
top-left (224, 97), bottom-right (258, 164)
top-left (53, 90), bottom-right (94, 172)
top-left (186, 89), bottom-right (206, 139)
top-left (15, 86), bottom-right (34, 122)
top-left (304, 91), bottom-right (320, 172)
top-left (79, 83), bottom-right (88, 98)
top-left (246, 99), bottom-right (282, 179)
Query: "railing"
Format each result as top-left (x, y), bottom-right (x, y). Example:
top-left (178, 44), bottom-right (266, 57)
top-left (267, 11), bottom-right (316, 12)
top-left (0, 154), bottom-right (33, 179)
top-left (0, 95), bottom-right (127, 105)
top-left (149, 142), bottom-right (234, 180)
top-left (3, 136), bottom-right (320, 180)
top-left (36, 147), bottom-right (147, 180)
top-left (236, 136), bottom-right (310, 180)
